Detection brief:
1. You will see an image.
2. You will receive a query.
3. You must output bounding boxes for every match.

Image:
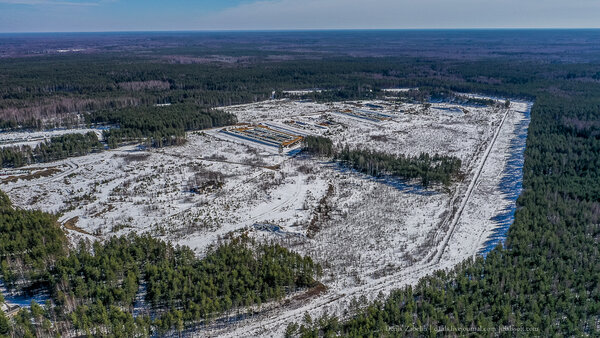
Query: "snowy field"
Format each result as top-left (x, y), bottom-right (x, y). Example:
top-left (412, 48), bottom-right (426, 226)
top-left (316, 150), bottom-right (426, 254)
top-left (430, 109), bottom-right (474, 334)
top-left (207, 97), bottom-right (531, 337)
top-left (0, 96), bottom-right (532, 336)
top-left (282, 89), bottom-right (323, 96)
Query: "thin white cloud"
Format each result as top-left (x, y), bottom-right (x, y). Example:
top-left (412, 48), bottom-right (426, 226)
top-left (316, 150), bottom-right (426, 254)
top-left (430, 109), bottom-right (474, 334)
top-left (1, 0), bottom-right (600, 32)
top-left (0, 0), bottom-right (99, 6)
top-left (195, 0), bottom-right (600, 29)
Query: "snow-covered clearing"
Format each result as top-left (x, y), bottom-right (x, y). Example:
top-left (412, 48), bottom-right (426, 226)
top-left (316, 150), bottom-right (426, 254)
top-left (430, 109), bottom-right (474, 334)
top-left (381, 88), bottom-right (416, 93)
top-left (282, 89), bottom-right (324, 96)
top-left (0, 96), bottom-right (531, 336)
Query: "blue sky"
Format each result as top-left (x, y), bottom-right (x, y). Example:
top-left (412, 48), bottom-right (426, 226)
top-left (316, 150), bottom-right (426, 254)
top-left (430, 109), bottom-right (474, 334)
top-left (1, 0), bottom-right (600, 32)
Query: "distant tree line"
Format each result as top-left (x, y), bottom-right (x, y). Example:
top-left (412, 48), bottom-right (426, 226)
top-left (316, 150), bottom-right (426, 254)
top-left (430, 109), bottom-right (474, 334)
top-left (0, 105), bottom-right (237, 168)
top-left (303, 136), bottom-right (461, 187)
top-left (0, 54), bottom-right (571, 129)
top-left (0, 118), bottom-right (45, 132)
top-left (87, 104), bottom-right (237, 148)
top-left (336, 147), bottom-right (461, 187)
top-left (0, 132), bottom-right (102, 168)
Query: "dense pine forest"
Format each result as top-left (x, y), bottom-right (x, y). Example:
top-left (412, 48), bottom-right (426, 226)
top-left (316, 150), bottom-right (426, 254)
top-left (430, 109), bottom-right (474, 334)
top-left (0, 189), bottom-right (320, 336)
top-left (0, 191), bottom-right (67, 289)
top-left (1, 32), bottom-right (600, 336)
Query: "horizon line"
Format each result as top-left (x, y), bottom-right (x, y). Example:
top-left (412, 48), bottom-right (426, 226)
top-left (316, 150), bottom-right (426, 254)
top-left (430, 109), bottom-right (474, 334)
top-left (2, 27), bottom-right (600, 34)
